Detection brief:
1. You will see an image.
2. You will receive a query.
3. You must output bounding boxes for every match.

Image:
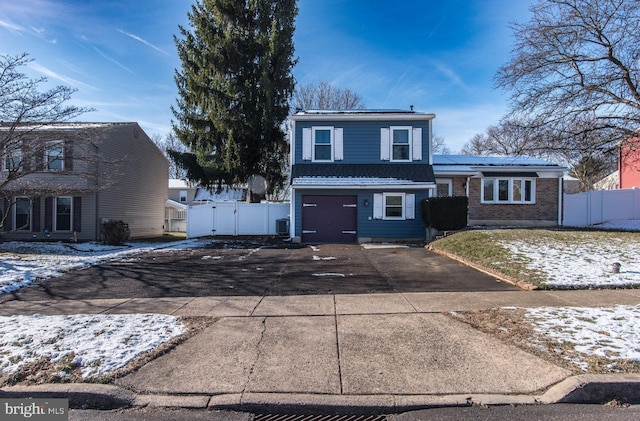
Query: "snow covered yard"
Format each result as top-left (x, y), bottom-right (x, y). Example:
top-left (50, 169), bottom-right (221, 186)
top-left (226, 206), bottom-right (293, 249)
top-left (0, 239), bottom-right (206, 384)
top-left (0, 314), bottom-right (185, 382)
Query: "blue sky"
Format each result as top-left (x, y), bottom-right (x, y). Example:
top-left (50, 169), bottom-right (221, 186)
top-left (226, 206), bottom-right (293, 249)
top-left (0, 0), bottom-right (532, 152)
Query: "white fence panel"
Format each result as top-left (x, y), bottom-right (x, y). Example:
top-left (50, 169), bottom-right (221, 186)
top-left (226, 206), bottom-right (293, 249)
top-left (187, 201), bottom-right (289, 238)
top-left (186, 203), bottom-right (215, 238)
top-left (213, 202), bottom-right (237, 235)
top-left (563, 188), bottom-right (640, 227)
top-left (237, 203), bottom-right (289, 235)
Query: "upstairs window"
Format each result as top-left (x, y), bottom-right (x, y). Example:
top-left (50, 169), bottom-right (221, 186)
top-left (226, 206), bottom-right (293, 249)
top-left (179, 190), bottom-right (188, 202)
top-left (391, 127), bottom-right (411, 161)
top-left (46, 141), bottom-right (64, 171)
top-left (313, 127), bottom-right (332, 161)
top-left (302, 127), bottom-right (343, 162)
top-left (4, 148), bottom-right (21, 171)
top-left (482, 177), bottom-right (535, 204)
top-left (380, 126), bottom-right (423, 161)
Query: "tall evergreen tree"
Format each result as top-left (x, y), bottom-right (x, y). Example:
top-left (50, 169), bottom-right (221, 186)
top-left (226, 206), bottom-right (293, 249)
top-left (171, 0), bottom-right (297, 197)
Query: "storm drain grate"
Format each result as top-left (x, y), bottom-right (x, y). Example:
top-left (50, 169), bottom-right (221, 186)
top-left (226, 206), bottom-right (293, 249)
top-left (252, 414), bottom-right (387, 421)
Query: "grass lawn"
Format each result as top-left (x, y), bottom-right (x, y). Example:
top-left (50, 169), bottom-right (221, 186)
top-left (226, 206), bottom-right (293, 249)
top-left (429, 228), bottom-right (640, 289)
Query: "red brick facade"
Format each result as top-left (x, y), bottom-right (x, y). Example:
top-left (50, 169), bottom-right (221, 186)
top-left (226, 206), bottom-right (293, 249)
top-left (447, 176), bottom-right (560, 226)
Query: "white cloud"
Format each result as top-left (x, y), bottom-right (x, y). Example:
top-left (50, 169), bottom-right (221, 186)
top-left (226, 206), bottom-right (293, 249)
top-left (0, 19), bottom-right (25, 32)
top-left (28, 62), bottom-right (96, 91)
top-left (116, 29), bottom-right (170, 56)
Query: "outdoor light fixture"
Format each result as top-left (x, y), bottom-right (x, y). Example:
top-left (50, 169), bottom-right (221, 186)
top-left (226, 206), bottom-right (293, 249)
top-left (364, 199), bottom-right (369, 207)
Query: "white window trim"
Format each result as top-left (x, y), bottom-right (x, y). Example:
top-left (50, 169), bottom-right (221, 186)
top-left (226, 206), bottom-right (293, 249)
top-left (435, 178), bottom-right (453, 196)
top-left (481, 177), bottom-right (536, 204)
top-left (46, 140), bottom-right (65, 171)
top-left (312, 126), bottom-right (334, 162)
top-left (3, 148), bottom-right (21, 171)
top-left (383, 192), bottom-right (405, 220)
top-left (179, 190), bottom-right (188, 202)
top-left (54, 196), bottom-right (73, 232)
top-left (389, 126), bottom-right (412, 162)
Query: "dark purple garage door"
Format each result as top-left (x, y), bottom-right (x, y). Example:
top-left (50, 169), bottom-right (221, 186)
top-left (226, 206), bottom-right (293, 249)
top-left (302, 195), bottom-right (357, 243)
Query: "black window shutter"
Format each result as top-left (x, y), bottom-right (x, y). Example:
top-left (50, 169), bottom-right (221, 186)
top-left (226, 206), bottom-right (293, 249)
top-left (73, 197), bottom-right (82, 232)
top-left (3, 198), bottom-right (12, 231)
top-left (45, 197), bottom-right (53, 231)
top-left (32, 198), bottom-right (41, 232)
top-left (64, 140), bottom-right (73, 171)
top-left (22, 140), bottom-right (32, 172)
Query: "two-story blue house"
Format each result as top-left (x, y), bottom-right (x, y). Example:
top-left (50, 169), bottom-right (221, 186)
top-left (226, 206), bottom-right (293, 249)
top-left (289, 110), bottom-right (436, 243)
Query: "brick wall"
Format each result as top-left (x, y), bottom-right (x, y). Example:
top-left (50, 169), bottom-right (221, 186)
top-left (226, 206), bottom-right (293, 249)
top-left (467, 177), bottom-right (559, 224)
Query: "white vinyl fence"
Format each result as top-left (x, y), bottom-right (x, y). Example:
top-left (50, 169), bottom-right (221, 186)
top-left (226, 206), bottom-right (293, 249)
top-left (563, 188), bottom-right (640, 227)
top-left (186, 201), bottom-right (290, 239)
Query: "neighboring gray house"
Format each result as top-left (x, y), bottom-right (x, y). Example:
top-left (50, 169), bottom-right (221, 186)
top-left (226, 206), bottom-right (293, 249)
top-left (1, 122), bottom-right (168, 241)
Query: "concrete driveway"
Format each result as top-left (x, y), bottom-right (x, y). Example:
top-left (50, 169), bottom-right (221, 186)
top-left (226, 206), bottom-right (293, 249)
top-left (1, 242), bottom-right (517, 302)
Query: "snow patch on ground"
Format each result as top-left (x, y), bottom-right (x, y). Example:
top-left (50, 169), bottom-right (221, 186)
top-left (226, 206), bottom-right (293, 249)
top-left (0, 239), bottom-right (208, 295)
top-left (312, 273), bottom-right (345, 277)
top-left (0, 314), bottom-right (185, 377)
top-left (313, 255), bottom-right (337, 261)
top-left (524, 305), bottom-right (640, 370)
top-left (498, 235), bottom-right (640, 288)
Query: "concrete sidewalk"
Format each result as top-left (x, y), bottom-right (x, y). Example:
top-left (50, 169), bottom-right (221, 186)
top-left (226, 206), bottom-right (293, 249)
top-left (2, 290), bottom-right (640, 413)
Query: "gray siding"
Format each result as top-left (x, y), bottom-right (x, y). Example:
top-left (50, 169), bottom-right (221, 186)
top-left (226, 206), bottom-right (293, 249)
top-left (95, 124), bottom-right (168, 239)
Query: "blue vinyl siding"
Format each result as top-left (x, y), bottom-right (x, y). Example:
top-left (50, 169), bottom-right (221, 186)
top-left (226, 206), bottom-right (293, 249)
top-left (294, 189), bottom-right (428, 240)
top-left (294, 120), bottom-right (431, 164)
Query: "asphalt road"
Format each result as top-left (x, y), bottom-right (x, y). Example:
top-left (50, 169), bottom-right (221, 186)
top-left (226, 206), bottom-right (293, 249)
top-left (2, 242), bottom-right (517, 302)
top-left (68, 404), bottom-right (640, 421)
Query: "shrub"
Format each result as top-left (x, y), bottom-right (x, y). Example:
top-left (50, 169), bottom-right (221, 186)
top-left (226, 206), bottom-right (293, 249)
top-left (101, 220), bottom-right (130, 245)
top-left (422, 196), bottom-right (468, 231)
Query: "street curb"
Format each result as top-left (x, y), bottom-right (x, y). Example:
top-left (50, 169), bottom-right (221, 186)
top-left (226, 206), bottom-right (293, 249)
top-left (537, 374), bottom-right (640, 404)
top-left (3, 375), bottom-right (640, 412)
top-left (0, 383), bottom-right (134, 409)
top-left (425, 245), bottom-right (539, 291)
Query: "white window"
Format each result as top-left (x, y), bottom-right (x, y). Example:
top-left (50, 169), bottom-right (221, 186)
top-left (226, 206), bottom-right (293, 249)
top-left (14, 197), bottom-right (31, 231)
top-left (55, 197), bottom-right (72, 231)
top-left (481, 178), bottom-right (535, 204)
top-left (373, 193), bottom-right (416, 220)
top-left (179, 190), bottom-right (188, 202)
top-left (46, 141), bottom-right (64, 171)
top-left (380, 126), bottom-right (422, 161)
top-left (435, 179), bottom-right (452, 197)
top-left (4, 147), bottom-right (21, 171)
top-left (302, 127), bottom-right (343, 162)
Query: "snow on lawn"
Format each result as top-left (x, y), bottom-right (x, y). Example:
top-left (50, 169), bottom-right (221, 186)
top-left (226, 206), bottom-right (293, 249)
top-left (524, 305), bottom-right (640, 371)
top-left (0, 313), bottom-right (184, 378)
top-left (497, 228), bottom-right (640, 288)
top-left (0, 239), bottom-right (207, 295)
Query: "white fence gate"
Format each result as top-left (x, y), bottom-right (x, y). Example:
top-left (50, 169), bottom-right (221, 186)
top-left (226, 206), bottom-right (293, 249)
top-left (186, 201), bottom-right (290, 239)
top-left (563, 188), bottom-right (640, 227)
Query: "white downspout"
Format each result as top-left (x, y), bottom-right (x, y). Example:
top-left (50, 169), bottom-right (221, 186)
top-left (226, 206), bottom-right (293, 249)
top-left (558, 176), bottom-right (563, 226)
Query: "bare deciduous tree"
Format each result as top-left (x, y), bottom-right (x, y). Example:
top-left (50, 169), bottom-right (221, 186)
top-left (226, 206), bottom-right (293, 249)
top-left (0, 53), bottom-right (99, 231)
top-left (152, 132), bottom-right (187, 180)
top-left (292, 80), bottom-right (366, 111)
top-left (431, 134), bottom-right (451, 155)
top-left (496, 0), bottom-right (640, 153)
